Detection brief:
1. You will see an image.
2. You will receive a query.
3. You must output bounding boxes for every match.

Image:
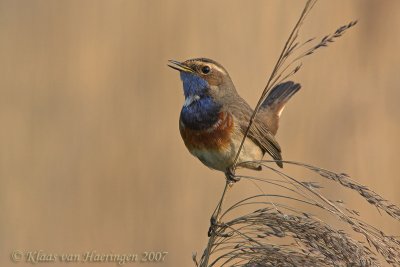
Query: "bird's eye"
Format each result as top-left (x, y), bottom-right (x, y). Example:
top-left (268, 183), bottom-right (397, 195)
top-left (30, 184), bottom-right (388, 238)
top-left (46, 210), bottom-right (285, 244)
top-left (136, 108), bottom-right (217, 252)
top-left (201, 65), bottom-right (211, 74)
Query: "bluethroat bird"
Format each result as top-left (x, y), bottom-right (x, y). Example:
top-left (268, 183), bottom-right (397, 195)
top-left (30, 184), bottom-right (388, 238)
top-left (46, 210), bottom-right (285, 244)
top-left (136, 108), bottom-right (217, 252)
top-left (168, 58), bottom-right (300, 182)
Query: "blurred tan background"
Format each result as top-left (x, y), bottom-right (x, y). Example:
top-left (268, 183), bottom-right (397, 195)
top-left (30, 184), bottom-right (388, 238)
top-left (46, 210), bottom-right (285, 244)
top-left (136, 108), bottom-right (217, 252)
top-left (0, 1), bottom-right (399, 266)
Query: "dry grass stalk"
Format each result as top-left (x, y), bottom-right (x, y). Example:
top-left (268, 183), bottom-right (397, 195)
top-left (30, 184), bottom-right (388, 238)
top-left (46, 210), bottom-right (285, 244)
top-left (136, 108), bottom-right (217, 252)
top-left (296, 161), bottom-right (400, 221)
top-left (193, 0), bottom-right (400, 266)
top-left (232, 0), bottom-right (357, 168)
top-left (194, 162), bottom-right (400, 266)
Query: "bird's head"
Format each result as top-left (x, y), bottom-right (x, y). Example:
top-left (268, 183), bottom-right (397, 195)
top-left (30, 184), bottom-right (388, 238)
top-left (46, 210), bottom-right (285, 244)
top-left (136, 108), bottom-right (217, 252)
top-left (168, 58), bottom-right (237, 107)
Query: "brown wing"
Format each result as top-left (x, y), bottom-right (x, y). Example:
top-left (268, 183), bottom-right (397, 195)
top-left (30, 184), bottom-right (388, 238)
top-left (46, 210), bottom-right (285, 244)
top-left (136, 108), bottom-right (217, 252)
top-left (227, 96), bottom-right (283, 168)
top-left (245, 119), bottom-right (283, 168)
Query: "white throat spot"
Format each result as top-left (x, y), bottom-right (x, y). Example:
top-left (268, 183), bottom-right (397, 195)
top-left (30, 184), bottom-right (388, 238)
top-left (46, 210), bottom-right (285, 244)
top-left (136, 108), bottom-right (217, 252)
top-left (184, 95), bottom-right (200, 107)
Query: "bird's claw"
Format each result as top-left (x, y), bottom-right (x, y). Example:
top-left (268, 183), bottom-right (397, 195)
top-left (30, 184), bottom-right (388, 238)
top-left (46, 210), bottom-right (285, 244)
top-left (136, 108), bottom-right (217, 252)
top-left (225, 167), bottom-right (240, 183)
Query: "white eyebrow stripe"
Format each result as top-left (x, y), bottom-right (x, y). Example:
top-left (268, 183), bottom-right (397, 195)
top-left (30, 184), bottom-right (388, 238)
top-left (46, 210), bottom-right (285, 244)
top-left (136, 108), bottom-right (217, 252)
top-left (191, 60), bottom-right (227, 75)
top-left (210, 64), bottom-right (227, 75)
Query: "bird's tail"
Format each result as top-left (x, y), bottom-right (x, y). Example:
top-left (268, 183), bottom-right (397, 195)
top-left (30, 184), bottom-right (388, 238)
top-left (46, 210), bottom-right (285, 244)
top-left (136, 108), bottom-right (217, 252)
top-left (259, 81), bottom-right (301, 135)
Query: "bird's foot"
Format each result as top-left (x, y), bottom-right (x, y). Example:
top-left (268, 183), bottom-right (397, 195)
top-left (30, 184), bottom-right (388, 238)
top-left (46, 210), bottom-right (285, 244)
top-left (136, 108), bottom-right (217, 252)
top-left (225, 167), bottom-right (240, 183)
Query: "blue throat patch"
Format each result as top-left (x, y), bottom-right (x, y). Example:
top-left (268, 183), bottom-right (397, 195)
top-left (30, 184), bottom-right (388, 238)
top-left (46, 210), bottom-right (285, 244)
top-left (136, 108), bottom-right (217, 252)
top-left (180, 72), bottom-right (221, 130)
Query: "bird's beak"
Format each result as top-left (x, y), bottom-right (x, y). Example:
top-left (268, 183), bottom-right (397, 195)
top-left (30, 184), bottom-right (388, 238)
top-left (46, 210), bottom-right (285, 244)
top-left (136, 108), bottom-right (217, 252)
top-left (167, 60), bottom-right (194, 73)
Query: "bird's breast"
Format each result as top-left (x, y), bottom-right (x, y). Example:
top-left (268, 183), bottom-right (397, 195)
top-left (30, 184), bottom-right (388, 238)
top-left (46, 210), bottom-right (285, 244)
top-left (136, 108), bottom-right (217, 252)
top-left (179, 111), bottom-right (264, 171)
top-left (179, 112), bottom-right (234, 151)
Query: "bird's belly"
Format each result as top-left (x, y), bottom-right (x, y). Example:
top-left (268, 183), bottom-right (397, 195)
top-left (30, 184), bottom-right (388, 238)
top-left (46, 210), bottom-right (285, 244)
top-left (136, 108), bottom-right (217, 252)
top-left (180, 112), bottom-right (263, 171)
top-left (190, 147), bottom-right (234, 172)
top-left (190, 137), bottom-right (263, 171)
